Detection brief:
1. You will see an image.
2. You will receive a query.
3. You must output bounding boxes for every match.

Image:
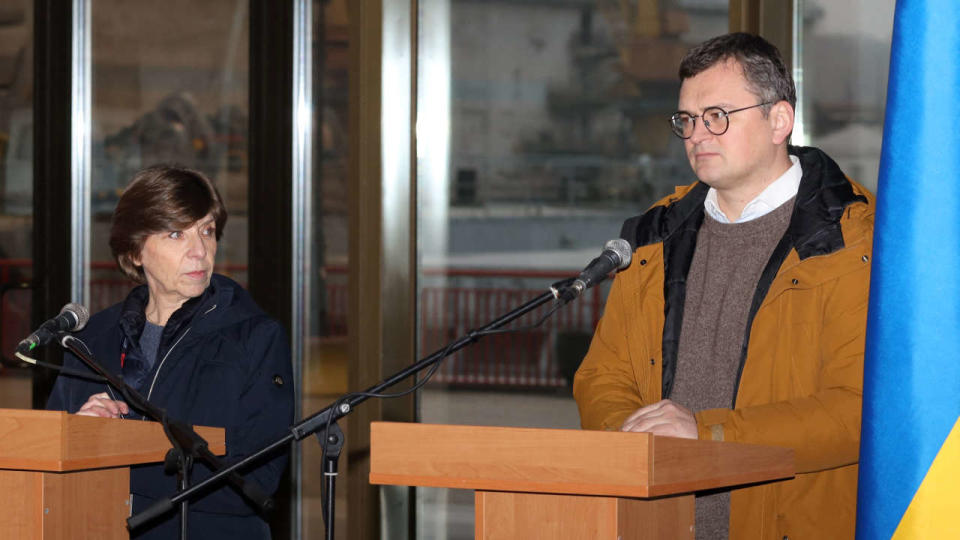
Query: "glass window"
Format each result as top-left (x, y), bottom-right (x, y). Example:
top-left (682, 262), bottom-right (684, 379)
top-left (302, 0), bottom-right (351, 537)
top-left (415, 1), bottom-right (727, 537)
top-left (795, 0), bottom-right (895, 191)
top-left (89, 0), bottom-right (249, 310)
top-left (0, 0), bottom-right (33, 409)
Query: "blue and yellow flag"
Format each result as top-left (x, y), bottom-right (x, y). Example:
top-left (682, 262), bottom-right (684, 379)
top-left (856, 0), bottom-right (960, 538)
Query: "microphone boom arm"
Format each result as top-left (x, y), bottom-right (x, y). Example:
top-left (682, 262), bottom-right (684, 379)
top-left (129, 240), bottom-right (629, 537)
top-left (57, 334), bottom-right (274, 530)
top-left (131, 285), bottom-right (566, 538)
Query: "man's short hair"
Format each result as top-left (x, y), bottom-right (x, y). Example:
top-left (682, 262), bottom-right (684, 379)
top-left (679, 33), bottom-right (796, 114)
top-left (110, 165), bottom-right (227, 283)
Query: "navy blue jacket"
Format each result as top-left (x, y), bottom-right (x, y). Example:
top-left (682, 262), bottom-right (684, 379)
top-left (47, 274), bottom-right (294, 539)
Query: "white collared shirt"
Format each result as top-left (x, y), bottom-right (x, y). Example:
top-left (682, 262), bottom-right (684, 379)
top-left (704, 155), bottom-right (802, 223)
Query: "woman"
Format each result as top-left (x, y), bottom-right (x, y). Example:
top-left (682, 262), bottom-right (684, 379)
top-left (47, 165), bottom-right (294, 539)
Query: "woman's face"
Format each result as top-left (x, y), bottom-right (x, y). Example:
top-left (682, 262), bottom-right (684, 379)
top-left (134, 214), bottom-right (217, 309)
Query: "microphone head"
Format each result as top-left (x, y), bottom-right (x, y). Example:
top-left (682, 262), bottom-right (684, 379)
top-left (61, 303), bottom-right (90, 331)
top-left (603, 238), bottom-right (633, 270)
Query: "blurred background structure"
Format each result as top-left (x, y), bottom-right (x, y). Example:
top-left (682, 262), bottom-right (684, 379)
top-left (0, 0), bottom-right (894, 538)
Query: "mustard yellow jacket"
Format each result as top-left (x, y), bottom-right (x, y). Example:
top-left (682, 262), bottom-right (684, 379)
top-left (574, 147), bottom-right (874, 539)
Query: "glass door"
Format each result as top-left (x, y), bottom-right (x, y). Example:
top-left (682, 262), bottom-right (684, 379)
top-left (0, 0), bottom-right (34, 409)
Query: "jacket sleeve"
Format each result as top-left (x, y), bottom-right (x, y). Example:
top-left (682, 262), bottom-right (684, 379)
top-left (228, 318), bottom-right (295, 492)
top-left (695, 265), bottom-right (867, 474)
top-left (191, 318), bottom-right (295, 513)
top-left (46, 350), bottom-right (111, 413)
top-left (573, 269), bottom-right (653, 431)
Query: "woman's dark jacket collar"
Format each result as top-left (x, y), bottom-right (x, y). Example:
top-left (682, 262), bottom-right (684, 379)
top-left (117, 276), bottom-right (229, 346)
top-left (116, 276), bottom-right (235, 394)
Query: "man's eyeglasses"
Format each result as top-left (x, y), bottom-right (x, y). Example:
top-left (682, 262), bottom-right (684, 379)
top-left (669, 102), bottom-right (772, 139)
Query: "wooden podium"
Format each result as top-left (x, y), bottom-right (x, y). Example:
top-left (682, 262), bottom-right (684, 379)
top-left (369, 422), bottom-right (794, 539)
top-left (0, 408), bottom-right (225, 540)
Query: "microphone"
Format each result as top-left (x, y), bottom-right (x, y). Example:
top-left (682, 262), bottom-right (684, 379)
top-left (557, 239), bottom-right (633, 302)
top-left (17, 303), bottom-right (90, 354)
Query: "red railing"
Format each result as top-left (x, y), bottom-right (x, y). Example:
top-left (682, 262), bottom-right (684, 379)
top-left (1, 260), bottom-right (605, 387)
top-left (417, 271), bottom-right (604, 387)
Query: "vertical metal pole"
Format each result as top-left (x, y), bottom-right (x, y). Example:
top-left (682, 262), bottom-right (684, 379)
top-left (70, 0), bottom-right (91, 305)
top-left (291, 0), bottom-right (312, 538)
top-left (792, 0), bottom-right (808, 146)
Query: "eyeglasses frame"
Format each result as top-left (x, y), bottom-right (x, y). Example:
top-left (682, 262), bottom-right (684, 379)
top-left (669, 101), bottom-right (774, 139)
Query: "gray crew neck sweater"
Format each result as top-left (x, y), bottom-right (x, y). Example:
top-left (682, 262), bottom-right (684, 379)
top-left (672, 196), bottom-right (795, 540)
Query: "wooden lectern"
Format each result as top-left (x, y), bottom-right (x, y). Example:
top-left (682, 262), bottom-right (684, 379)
top-left (369, 422), bottom-right (794, 539)
top-left (0, 408), bottom-right (225, 539)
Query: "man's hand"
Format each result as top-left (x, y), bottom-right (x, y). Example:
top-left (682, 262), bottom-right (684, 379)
top-left (76, 392), bottom-right (129, 418)
top-left (620, 399), bottom-right (697, 439)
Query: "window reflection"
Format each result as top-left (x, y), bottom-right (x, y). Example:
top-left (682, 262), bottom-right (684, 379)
top-left (0, 0), bottom-right (32, 408)
top-left (417, 1), bottom-right (726, 537)
top-left (797, 0), bottom-right (894, 190)
top-left (302, 0), bottom-right (351, 537)
top-left (89, 0), bottom-right (250, 311)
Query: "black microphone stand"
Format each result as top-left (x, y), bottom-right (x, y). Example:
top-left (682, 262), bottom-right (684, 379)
top-left (57, 334), bottom-right (273, 538)
top-left (130, 279), bottom-right (579, 540)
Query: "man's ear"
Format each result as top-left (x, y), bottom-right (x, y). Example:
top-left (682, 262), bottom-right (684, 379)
top-left (770, 100), bottom-right (795, 145)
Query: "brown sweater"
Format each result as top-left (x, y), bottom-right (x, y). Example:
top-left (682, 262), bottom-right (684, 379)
top-left (672, 197), bottom-right (795, 540)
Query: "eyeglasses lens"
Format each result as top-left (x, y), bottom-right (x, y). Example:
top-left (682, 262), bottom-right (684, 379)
top-left (671, 115), bottom-right (692, 138)
top-left (670, 108), bottom-right (733, 139)
top-left (703, 108), bottom-right (728, 136)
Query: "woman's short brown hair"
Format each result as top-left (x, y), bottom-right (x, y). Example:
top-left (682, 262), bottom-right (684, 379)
top-left (110, 165), bottom-right (227, 283)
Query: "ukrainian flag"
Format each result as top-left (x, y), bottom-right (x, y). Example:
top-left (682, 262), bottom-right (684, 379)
top-left (856, 0), bottom-right (960, 538)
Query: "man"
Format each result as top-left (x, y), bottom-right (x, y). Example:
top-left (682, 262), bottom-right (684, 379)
top-left (573, 33), bottom-right (873, 539)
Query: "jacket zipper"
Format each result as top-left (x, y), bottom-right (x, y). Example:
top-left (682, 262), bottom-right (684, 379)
top-left (146, 304), bottom-right (218, 401)
top-left (731, 235), bottom-right (795, 408)
top-left (147, 328), bottom-right (190, 401)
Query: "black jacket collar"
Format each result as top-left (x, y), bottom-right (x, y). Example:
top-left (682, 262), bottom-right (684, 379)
top-left (786, 145), bottom-right (868, 259)
top-left (118, 281), bottom-right (215, 348)
top-left (117, 279), bottom-right (218, 392)
top-left (622, 146), bottom-right (867, 260)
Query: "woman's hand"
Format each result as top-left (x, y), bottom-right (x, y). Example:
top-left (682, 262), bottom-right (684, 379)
top-left (76, 392), bottom-right (129, 418)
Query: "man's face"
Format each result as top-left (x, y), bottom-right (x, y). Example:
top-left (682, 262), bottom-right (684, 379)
top-left (677, 59), bottom-right (778, 191)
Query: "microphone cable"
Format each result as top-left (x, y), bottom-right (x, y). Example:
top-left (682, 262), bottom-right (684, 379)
top-left (11, 350), bottom-right (109, 384)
